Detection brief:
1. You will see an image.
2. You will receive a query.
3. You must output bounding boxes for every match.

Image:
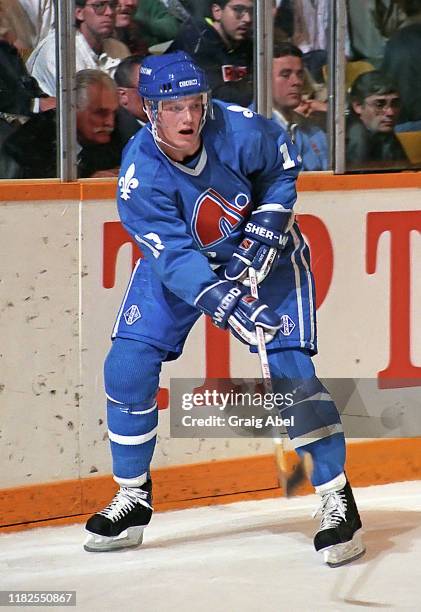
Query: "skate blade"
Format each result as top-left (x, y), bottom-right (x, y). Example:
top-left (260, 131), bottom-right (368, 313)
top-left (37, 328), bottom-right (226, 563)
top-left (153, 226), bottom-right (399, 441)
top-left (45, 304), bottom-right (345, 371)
top-left (83, 526), bottom-right (144, 552)
top-left (322, 530), bottom-right (366, 567)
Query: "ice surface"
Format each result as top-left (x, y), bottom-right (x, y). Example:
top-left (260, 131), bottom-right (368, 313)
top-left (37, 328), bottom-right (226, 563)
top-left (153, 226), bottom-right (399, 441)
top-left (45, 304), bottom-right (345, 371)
top-left (1, 481), bottom-right (421, 611)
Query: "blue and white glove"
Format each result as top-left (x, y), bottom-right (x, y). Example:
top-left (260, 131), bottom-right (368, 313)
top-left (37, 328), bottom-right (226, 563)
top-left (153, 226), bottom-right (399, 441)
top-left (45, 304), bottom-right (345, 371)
top-left (195, 280), bottom-right (281, 345)
top-left (225, 204), bottom-right (294, 286)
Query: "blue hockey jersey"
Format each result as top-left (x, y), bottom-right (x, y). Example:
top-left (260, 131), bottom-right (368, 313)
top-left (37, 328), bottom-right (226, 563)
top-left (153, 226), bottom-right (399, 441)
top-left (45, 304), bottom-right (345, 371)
top-left (117, 100), bottom-right (302, 308)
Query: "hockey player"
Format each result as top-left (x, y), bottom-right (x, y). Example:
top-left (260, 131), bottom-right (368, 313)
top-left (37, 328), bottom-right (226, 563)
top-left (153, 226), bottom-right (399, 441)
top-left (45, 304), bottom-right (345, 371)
top-left (84, 51), bottom-right (365, 567)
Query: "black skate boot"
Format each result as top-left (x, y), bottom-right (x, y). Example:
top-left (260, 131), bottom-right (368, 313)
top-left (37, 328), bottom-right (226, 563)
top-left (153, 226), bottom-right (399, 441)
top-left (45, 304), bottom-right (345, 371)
top-left (313, 476), bottom-right (365, 567)
top-left (84, 480), bottom-right (153, 552)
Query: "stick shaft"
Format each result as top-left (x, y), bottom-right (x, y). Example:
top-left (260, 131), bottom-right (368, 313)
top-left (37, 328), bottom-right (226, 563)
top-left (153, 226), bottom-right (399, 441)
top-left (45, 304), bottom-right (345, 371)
top-left (248, 268), bottom-right (287, 477)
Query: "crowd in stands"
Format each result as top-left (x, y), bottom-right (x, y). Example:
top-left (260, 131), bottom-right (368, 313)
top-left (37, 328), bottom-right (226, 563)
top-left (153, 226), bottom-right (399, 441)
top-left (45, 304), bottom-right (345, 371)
top-left (0, 0), bottom-right (421, 178)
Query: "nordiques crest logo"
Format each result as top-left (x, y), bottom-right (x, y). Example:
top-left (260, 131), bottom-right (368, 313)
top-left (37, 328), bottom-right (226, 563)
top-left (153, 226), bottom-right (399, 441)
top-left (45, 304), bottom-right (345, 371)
top-left (192, 188), bottom-right (250, 249)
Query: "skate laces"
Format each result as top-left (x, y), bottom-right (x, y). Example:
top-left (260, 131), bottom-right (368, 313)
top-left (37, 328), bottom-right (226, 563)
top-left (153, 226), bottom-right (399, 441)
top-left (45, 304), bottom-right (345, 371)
top-left (313, 489), bottom-right (347, 530)
top-left (99, 487), bottom-right (151, 523)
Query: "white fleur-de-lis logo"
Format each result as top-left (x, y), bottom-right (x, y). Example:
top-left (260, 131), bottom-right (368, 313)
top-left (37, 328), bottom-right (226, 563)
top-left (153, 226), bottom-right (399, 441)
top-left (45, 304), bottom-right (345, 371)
top-left (119, 163), bottom-right (139, 201)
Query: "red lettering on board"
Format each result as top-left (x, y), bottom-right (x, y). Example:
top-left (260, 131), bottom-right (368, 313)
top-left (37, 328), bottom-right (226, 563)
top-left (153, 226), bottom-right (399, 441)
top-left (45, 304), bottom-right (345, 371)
top-left (298, 214), bottom-right (334, 308)
top-left (103, 221), bottom-right (141, 289)
top-left (366, 211), bottom-right (421, 388)
top-left (102, 221), bottom-right (168, 407)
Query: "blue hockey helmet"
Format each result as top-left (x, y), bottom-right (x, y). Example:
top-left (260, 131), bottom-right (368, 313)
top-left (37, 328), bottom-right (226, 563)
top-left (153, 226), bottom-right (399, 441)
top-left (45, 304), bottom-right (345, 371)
top-left (139, 52), bottom-right (213, 146)
top-left (138, 51), bottom-right (210, 102)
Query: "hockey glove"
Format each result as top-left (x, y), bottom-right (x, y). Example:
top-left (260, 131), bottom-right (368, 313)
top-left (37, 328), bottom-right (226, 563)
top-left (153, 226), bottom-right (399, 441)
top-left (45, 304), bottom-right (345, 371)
top-left (195, 280), bottom-right (281, 345)
top-left (225, 205), bottom-right (294, 286)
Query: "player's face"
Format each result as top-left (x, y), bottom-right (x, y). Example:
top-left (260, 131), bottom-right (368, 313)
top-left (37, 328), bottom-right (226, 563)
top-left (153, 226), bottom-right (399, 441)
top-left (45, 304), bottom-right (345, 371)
top-left (115, 0), bottom-right (137, 28)
top-left (212, 0), bottom-right (253, 44)
top-left (76, 1), bottom-right (116, 39)
top-left (353, 93), bottom-right (401, 133)
top-left (77, 83), bottom-right (119, 145)
top-left (156, 95), bottom-right (204, 160)
top-left (272, 55), bottom-right (304, 111)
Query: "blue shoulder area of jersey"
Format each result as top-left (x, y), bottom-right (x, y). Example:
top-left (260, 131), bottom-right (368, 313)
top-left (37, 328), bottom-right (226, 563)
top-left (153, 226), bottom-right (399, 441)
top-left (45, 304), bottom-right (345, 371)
top-left (212, 99), bottom-right (291, 145)
top-left (208, 101), bottom-right (301, 207)
top-left (247, 101), bottom-right (292, 138)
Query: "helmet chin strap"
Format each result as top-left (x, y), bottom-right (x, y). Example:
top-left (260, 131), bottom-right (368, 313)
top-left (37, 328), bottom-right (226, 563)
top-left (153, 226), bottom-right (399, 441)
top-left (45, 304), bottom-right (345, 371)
top-left (147, 114), bottom-right (184, 152)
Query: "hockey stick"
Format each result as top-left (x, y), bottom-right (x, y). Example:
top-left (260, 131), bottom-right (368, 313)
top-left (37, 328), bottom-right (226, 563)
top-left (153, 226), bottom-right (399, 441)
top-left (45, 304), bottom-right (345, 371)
top-left (248, 267), bottom-right (312, 496)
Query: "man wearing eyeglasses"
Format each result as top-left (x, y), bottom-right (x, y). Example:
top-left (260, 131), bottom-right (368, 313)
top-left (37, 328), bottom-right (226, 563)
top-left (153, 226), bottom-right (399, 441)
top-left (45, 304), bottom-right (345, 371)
top-left (26, 0), bottom-right (129, 97)
top-left (346, 70), bottom-right (408, 170)
top-left (1, 69), bottom-right (123, 178)
top-left (168, 0), bottom-right (254, 106)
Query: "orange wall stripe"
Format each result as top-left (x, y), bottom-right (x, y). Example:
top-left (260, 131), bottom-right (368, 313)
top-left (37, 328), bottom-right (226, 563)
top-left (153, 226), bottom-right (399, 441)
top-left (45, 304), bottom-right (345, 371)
top-left (0, 180), bottom-right (80, 201)
top-left (1, 438), bottom-right (421, 532)
top-left (1, 171), bottom-right (421, 203)
top-left (79, 180), bottom-right (117, 200)
top-left (297, 170), bottom-right (421, 191)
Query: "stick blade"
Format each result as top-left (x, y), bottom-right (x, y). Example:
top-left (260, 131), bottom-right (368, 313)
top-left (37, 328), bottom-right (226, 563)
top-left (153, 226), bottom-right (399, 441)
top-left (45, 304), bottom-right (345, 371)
top-left (284, 452), bottom-right (313, 497)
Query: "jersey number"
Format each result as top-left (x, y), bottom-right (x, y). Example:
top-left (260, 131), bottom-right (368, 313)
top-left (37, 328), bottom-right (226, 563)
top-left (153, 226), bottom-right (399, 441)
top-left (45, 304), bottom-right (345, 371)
top-left (280, 142), bottom-right (295, 169)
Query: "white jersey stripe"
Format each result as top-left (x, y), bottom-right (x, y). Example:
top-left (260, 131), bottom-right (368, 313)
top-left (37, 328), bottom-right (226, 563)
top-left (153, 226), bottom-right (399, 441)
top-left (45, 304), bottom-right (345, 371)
top-left (290, 227), bottom-right (305, 346)
top-left (299, 239), bottom-right (316, 347)
top-left (112, 258), bottom-right (141, 338)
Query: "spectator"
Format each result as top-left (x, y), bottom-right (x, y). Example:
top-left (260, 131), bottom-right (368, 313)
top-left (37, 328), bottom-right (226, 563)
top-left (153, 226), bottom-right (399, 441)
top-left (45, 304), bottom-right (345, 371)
top-left (273, 0), bottom-right (294, 44)
top-left (180, 0), bottom-right (210, 21)
top-left (169, 0), bottom-right (254, 106)
top-left (0, 36), bottom-right (56, 177)
top-left (0, 39), bottom-right (49, 115)
top-left (0, 38), bottom-right (36, 176)
top-left (381, 0), bottom-right (421, 126)
top-left (292, 0), bottom-right (351, 82)
top-left (346, 70), bottom-right (408, 169)
top-left (160, 0), bottom-right (193, 25)
top-left (270, 42), bottom-right (328, 171)
top-left (0, 0), bottom-right (39, 53)
top-left (347, 0), bottom-right (405, 68)
top-left (114, 0), bottom-right (148, 54)
top-left (114, 54), bottom-right (148, 145)
top-left (2, 69), bottom-right (123, 178)
top-left (17, 0), bottom-right (55, 49)
top-left (291, 0), bottom-right (329, 82)
top-left (134, 0), bottom-right (184, 48)
top-left (26, 0), bottom-right (129, 96)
